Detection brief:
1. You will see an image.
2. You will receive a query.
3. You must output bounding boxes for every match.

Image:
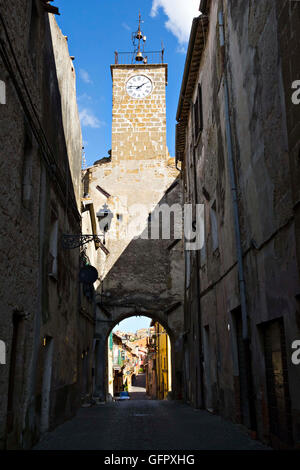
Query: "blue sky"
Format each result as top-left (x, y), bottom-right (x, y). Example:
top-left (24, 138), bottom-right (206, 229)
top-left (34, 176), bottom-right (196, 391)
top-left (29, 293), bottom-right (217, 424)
top-left (113, 316), bottom-right (152, 333)
top-left (55, 0), bottom-right (200, 167)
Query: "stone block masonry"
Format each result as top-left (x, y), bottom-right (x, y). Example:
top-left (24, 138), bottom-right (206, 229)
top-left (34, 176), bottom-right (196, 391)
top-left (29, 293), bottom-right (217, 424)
top-left (111, 64), bottom-right (168, 161)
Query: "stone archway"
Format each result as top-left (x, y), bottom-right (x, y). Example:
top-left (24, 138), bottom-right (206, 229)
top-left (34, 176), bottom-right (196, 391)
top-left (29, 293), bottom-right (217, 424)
top-left (93, 305), bottom-right (184, 402)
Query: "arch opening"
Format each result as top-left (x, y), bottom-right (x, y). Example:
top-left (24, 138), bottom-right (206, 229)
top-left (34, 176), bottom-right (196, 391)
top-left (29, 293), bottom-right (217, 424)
top-left (105, 315), bottom-right (173, 401)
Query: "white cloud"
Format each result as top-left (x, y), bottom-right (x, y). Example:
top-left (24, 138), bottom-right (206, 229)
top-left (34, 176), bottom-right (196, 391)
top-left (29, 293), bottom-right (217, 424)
top-left (177, 44), bottom-right (187, 54)
top-left (79, 69), bottom-right (93, 84)
top-left (79, 108), bottom-right (104, 129)
top-left (122, 22), bottom-right (131, 31)
top-left (78, 92), bottom-right (92, 102)
top-left (150, 0), bottom-right (200, 45)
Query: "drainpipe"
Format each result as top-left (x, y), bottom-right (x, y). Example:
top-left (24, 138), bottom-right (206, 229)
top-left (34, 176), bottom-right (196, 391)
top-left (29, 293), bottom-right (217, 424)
top-left (191, 122), bottom-right (205, 409)
top-left (218, 10), bottom-right (256, 431)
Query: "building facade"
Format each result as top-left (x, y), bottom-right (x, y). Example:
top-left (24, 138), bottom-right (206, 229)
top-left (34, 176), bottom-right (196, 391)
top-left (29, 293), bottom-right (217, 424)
top-left (145, 321), bottom-right (171, 400)
top-left (107, 332), bottom-right (139, 397)
top-left (0, 1), bottom-right (94, 449)
top-left (156, 321), bottom-right (172, 400)
top-left (177, 0), bottom-right (300, 448)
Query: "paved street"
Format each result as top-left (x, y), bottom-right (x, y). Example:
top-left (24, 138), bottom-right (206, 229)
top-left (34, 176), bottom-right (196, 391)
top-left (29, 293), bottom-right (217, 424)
top-left (130, 373), bottom-right (147, 400)
top-left (34, 398), bottom-right (268, 450)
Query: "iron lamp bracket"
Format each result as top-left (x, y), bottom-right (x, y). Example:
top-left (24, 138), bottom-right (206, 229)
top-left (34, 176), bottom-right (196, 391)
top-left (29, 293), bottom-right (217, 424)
top-left (62, 234), bottom-right (109, 255)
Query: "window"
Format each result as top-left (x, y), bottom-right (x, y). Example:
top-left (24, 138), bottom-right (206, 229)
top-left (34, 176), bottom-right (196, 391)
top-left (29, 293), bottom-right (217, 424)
top-left (0, 80), bottom-right (6, 105)
top-left (210, 201), bottom-right (219, 252)
top-left (200, 205), bottom-right (206, 266)
top-left (49, 209), bottom-right (58, 279)
top-left (193, 84), bottom-right (203, 142)
top-left (83, 169), bottom-right (90, 197)
top-left (0, 340), bottom-right (5, 365)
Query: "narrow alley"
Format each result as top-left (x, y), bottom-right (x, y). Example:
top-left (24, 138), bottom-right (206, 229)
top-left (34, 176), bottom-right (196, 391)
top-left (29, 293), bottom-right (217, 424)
top-left (33, 394), bottom-right (267, 451)
top-left (0, 0), bottom-right (300, 454)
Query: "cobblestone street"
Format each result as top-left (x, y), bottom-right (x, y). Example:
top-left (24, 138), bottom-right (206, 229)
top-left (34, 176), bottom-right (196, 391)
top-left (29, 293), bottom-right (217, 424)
top-left (34, 399), bottom-right (268, 451)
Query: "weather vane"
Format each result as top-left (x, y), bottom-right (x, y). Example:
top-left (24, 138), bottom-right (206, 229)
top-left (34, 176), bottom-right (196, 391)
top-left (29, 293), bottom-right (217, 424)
top-left (132, 12), bottom-right (147, 63)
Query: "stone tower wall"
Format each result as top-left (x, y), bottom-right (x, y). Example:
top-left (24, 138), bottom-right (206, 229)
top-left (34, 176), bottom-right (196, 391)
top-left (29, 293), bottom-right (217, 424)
top-left (111, 64), bottom-right (168, 160)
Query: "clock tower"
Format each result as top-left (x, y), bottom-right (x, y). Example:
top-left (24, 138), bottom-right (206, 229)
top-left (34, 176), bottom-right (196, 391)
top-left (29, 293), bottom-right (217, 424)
top-left (82, 14), bottom-right (179, 285)
top-left (111, 14), bottom-right (168, 161)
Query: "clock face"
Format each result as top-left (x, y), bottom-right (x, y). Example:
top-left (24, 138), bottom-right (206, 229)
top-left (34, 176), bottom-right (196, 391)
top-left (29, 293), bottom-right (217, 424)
top-left (126, 75), bottom-right (153, 99)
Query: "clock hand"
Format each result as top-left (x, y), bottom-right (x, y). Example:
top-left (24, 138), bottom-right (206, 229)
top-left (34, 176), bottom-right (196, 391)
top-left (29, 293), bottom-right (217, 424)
top-left (136, 82), bottom-right (147, 89)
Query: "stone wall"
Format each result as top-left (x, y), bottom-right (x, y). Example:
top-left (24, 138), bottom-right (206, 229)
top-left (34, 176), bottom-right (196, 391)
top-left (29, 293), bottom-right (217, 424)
top-left (0, 1), bottom-right (93, 449)
top-left (0, 0), bottom-right (44, 449)
top-left (49, 15), bottom-right (83, 206)
top-left (180, 0), bottom-right (300, 448)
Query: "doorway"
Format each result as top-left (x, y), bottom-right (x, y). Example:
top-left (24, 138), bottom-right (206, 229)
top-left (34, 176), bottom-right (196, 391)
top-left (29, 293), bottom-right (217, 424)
top-left (263, 318), bottom-right (293, 447)
top-left (40, 336), bottom-right (54, 434)
top-left (203, 325), bottom-right (213, 411)
top-left (6, 312), bottom-right (26, 440)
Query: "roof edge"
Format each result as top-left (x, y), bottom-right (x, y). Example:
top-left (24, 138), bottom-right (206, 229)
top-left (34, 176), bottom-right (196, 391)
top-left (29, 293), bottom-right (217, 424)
top-left (176, 16), bottom-right (200, 122)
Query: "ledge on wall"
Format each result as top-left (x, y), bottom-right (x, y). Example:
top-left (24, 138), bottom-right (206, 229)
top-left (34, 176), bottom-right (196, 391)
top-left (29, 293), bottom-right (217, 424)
top-left (41, 0), bottom-right (60, 15)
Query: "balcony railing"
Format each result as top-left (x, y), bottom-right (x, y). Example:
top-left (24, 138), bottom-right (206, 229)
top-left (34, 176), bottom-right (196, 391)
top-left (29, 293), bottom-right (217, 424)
top-left (114, 50), bottom-right (165, 65)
